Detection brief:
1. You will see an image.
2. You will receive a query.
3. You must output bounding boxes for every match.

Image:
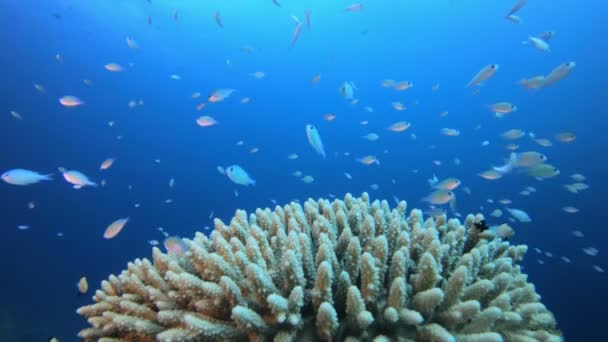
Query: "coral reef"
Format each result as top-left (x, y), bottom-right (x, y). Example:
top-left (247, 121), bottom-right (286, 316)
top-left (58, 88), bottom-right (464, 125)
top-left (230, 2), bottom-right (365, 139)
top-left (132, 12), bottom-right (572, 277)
top-left (77, 193), bottom-right (562, 341)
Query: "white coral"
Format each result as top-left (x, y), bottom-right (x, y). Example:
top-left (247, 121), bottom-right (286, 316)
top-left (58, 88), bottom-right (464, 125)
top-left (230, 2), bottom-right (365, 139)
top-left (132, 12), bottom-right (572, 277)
top-left (77, 193), bottom-right (562, 341)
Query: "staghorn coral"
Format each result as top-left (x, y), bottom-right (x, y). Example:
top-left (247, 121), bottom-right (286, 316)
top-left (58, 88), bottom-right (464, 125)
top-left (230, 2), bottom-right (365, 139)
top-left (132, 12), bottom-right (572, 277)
top-left (77, 193), bottom-right (562, 341)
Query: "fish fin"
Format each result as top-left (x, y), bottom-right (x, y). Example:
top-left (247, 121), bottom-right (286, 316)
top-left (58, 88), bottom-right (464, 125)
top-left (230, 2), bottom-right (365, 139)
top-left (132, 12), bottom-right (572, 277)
top-left (43, 173), bottom-right (54, 180)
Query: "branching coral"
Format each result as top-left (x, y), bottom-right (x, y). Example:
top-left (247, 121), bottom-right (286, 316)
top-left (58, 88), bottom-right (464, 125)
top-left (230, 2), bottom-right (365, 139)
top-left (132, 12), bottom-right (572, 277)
top-left (77, 193), bottom-right (562, 341)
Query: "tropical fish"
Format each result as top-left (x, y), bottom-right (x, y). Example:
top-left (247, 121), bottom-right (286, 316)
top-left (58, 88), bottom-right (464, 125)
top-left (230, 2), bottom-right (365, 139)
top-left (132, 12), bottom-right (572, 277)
top-left (77, 277), bottom-right (88, 295)
top-left (339, 81), bottom-right (356, 100)
top-left (103, 217), bottom-right (129, 239)
top-left (555, 132), bottom-right (576, 143)
top-left (208, 89), bottom-right (235, 103)
top-left (100, 158), bottom-right (115, 171)
top-left (301, 175), bottom-right (314, 183)
top-left (440, 128), bottom-right (460, 137)
top-left (1, 169), bottom-right (52, 185)
top-left (467, 64), bottom-right (499, 87)
top-left (58, 167), bottom-right (97, 189)
top-left (505, 207), bottom-right (531, 222)
top-left (424, 190), bottom-right (455, 205)
top-left (388, 121), bottom-right (411, 132)
top-left (356, 155), bottom-right (380, 165)
top-left (104, 63), bottom-right (124, 72)
top-left (506, 0), bottom-right (526, 17)
top-left (501, 129), bottom-right (525, 140)
top-left (226, 165), bottom-right (256, 186)
top-left (164, 236), bottom-right (188, 255)
top-left (542, 62), bottom-right (575, 87)
top-left (433, 178), bottom-right (461, 191)
top-left (490, 102), bottom-right (517, 117)
top-left (59, 96), bottom-right (84, 107)
top-left (362, 133), bottom-right (379, 142)
top-left (526, 164), bottom-right (560, 179)
top-left (287, 154), bottom-right (299, 160)
top-left (214, 11), bottom-right (223, 28)
top-left (306, 124), bottom-right (326, 159)
top-left (479, 170), bottom-right (503, 180)
top-left (291, 23), bottom-right (302, 47)
top-left (518, 76), bottom-right (546, 90)
top-left (527, 36), bottom-right (550, 52)
top-left (394, 81), bottom-right (413, 91)
top-left (493, 151), bottom-right (547, 174)
top-left (196, 116), bottom-right (218, 127)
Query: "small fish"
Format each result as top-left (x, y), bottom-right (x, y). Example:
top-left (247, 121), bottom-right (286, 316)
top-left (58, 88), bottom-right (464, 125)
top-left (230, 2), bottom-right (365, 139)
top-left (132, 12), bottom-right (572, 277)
top-left (301, 175), bottom-right (314, 184)
top-left (490, 209), bottom-right (503, 218)
top-left (388, 121), bottom-right (411, 132)
top-left (432, 83), bottom-right (440, 91)
top-left (28, 201), bottom-right (35, 209)
top-left (2, 169), bottom-right (53, 186)
top-left (249, 71), bottom-right (265, 79)
top-left (506, 15), bottom-right (522, 23)
top-left (583, 247), bottom-right (598, 256)
top-left (490, 102), bottom-right (517, 117)
top-left (148, 240), bottom-right (159, 246)
top-left (208, 89), bottom-right (235, 103)
top-left (538, 31), bottom-right (556, 41)
top-left (77, 277), bottom-right (88, 295)
top-left (345, 3), bottom-right (362, 11)
top-left (440, 128), bottom-right (460, 137)
top-left (312, 74), bottom-right (321, 84)
top-left (17, 225), bottom-right (30, 230)
top-left (339, 81), bottom-right (356, 100)
top-left (214, 11), bottom-right (223, 28)
top-left (59, 96), bottom-right (84, 107)
top-left (555, 132), bottom-right (576, 143)
top-left (506, 0), bottom-right (526, 17)
top-left (10, 111), bottom-right (23, 120)
top-left (305, 10), bottom-right (311, 29)
top-left (394, 81), bottom-right (413, 91)
top-left (467, 64), bottom-right (499, 87)
top-left (479, 170), bottom-right (503, 180)
top-left (217, 166), bottom-right (225, 175)
top-left (196, 116), bottom-right (218, 127)
top-left (534, 138), bottom-right (553, 147)
top-left (104, 63), bottom-right (124, 72)
top-left (518, 76), bottom-right (546, 90)
top-left (172, 9), bottom-right (179, 22)
top-left (433, 178), bottom-right (461, 191)
top-left (424, 190), bottom-right (455, 205)
top-left (527, 36), bottom-right (550, 52)
top-left (481, 140), bottom-right (490, 147)
top-left (170, 74), bottom-right (181, 80)
top-left (344, 172), bottom-right (352, 179)
top-left (226, 165), bottom-right (256, 186)
top-left (241, 97), bottom-right (250, 104)
top-left (505, 207), bottom-right (531, 223)
top-left (250, 147), bottom-right (259, 154)
top-left (58, 167), bottom-right (97, 189)
top-left (55, 53), bottom-right (63, 63)
top-left (501, 129), bottom-right (525, 140)
top-left (100, 158), bottom-right (115, 171)
top-left (570, 173), bottom-right (585, 182)
top-left (272, 0), bottom-right (281, 6)
top-left (562, 206), bottom-right (579, 214)
top-left (362, 133), bottom-right (379, 142)
top-left (33, 83), bottom-right (46, 93)
top-left (542, 62), bottom-right (575, 88)
top-left (164, 236), bottom-right (188, 255)
top-left (291, 23), bottom-right (302, 47)
top-left (356, 155), bottom-right (380, 165)
top-left (526, 164), bottom-right (560, 179)
top-left (306, 124), bottom-right (326, 159)
top-left (169, 178), bottom-right (175, 188)
top-left (324, 113), bottom-right (336, 121)
top-left (287, 154), bottom-right (299, 160)
top-left (392, 102), bottom-right (406, 111)
top-left (104, 217), bottom-right (129, 239)
top-left (292, 170), bottom-right (303, 177)
top-left (126, 36), bottom-right (138, 49)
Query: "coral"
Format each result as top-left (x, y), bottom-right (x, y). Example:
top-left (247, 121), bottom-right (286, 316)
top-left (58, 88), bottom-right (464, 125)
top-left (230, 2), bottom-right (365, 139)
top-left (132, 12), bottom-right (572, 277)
top-left (77, 193), bottom-right (562, 341)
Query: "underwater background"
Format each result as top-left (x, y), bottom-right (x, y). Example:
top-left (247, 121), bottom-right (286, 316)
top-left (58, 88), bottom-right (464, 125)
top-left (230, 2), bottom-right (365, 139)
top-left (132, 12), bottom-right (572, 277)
top-left (0, 0), bottom-right (606, 340)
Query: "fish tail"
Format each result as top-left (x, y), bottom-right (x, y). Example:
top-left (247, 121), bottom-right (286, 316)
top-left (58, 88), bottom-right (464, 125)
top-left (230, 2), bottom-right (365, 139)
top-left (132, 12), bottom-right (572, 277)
top-left (42, 173), bottom-right (54, 180)
top-left (250, 179), bottom-right (256, 186)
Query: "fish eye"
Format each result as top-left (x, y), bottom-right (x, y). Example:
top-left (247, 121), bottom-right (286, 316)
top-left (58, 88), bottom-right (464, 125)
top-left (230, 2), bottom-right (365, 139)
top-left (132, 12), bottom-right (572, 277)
top-left (491, 64), bottom-right (496, 68)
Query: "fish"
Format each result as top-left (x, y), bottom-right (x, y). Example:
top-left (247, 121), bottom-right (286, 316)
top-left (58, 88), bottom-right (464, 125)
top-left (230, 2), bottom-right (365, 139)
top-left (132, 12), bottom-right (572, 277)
top-left (77, 277), bottom-right (88, 295)
top-left (392, 102), bottom-right (406, 111)
top-left (564, 183), bottom-right (589, 194)
top-left (10, 111), bottom-right (23, 120)
top-left (388, 121), bottom-right (411, 132)
top-left (344, 172), bottom-right (352, 179)
top-left (312, 74), bottom-right (321, 84)
top-left (164, 236), bottom-right (188, 255)
top-left (570, 173), bottom-right (585, 182)
top-left (555, 132), bottom-right (576, 143)
top-left (506, 15), bottom-right (522, 23)
top-left (208, 89), bottom-right (236, 102)
top-left (356, 155), bottom-right (380, 165)
top-left (214, 11), bottom-right (223, 28)
top-left (542, 62), bottom-right (575, 87)
top-left (505, 207), bottom-right (531, 222)
top-left (501, 129), bottom-right (525, 140)
top-left (305, 10), bottom-right (311, 29)
top-left (467, 64), bottom-right (499, 87)
top-left (58, 167), bottom-right (97, 189)
top-left (490, 102), bottom-right (517, 117)
top-left (394, 81), bottom-right (413, 91)
top-left (324, 113), bottom-right (336, 121)
top-left (424, 190), bottom-right (455, 205)
top-left (490, 209), bottom-right (503, 218)
top-left (125, 36), bottom-right (138, 49)
top-left (339, 81), bottom-right (356, 100)
top-left (306, 124), bottom-right (326, 159)
top-left (33, 83), bottom-right (46, 93)
top-left (534, 138), bottom-right (553, 147)
top-left (226, 165), bottom-right (256, 186)
top-left (59, 96), bottom-right (84, 107)
top-left (1, 169), bottom-right (53, 185)
top-left (506, 0), bottom-right (526, 17)
top-left (440, 128), bottom-right (460, 137)
top-left (518, 76), bottom-right (546, 90)
top-left (272, 0), bottom-right (281, 6)
top-left (362, 133), bottom-right (379, 142)
top-left (493, 151), bottom-right (547, 174)
top-left (196, 116), bottom-right (218, 127)
top-left (169, 178), bottom-right (175, 188)
top-left (100, 158), bottom-right (115, 171)
top-left (526, 164), bottom-right (560, 179)
top-left (527, 36), bottom-right (550, 52)
top-left (433, 178), bottom-right (461, 191)
top-left (538, 31), bottom-right (556, 41)
top-left (479, 170), bottom-right (503, 180)
top-left (345, 3), bottom-right (363, 12)
top-left (104, 217), bottom-right (129, 239)
top-left (217, 166), bottom-right (226, 175)
top-left (301, 175), bottom-right (314, 183)
top-left (104, 63), bottom-right (124, 72)
top-left (291, 23), bottom-right (302, 47)
top-left (287, 154), bottom-right (299, 160)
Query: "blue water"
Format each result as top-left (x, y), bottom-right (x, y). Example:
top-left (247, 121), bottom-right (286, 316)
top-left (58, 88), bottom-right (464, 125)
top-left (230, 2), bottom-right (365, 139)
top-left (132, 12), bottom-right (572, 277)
top-left (1, 0), bottom-right (606, 340)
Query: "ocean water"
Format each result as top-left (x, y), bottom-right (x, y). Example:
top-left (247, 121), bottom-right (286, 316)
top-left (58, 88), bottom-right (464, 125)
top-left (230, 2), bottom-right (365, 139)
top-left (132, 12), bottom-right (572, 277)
top-left (0, 0), bottom-right (606, 340)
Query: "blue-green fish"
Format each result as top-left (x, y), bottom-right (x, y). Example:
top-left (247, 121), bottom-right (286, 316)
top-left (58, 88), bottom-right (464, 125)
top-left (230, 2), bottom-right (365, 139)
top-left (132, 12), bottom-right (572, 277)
top-left (306, 124), bottom-right (326, 159)
top-left (1, 169), bottom-right (52, 185)
top-left (226, 165), bottom-right (256, 186)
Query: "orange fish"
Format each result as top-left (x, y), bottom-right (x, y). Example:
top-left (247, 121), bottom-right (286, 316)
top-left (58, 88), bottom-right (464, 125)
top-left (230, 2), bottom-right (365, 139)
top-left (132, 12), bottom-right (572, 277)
top-left (59, 96), bottom-right (84, 107)
top-left (103, 217), bottom-right (129, 239)
top-left (100, 158), bottom-right (115, 171)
